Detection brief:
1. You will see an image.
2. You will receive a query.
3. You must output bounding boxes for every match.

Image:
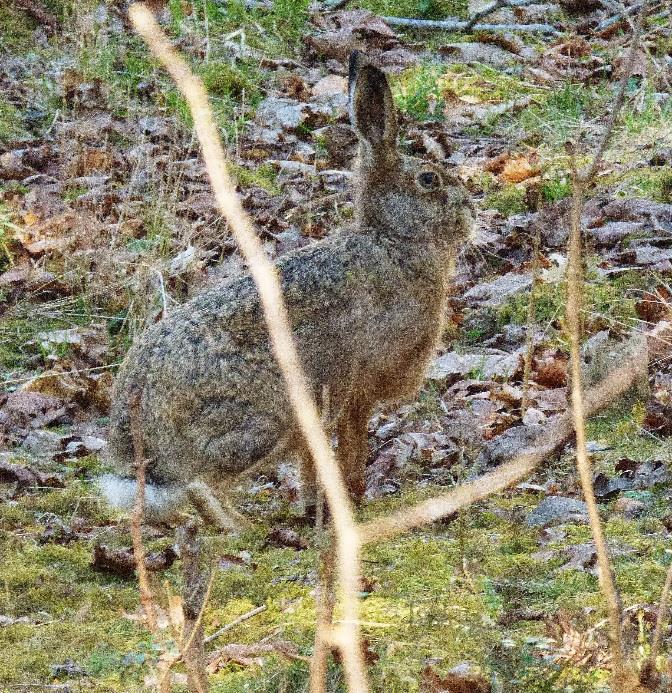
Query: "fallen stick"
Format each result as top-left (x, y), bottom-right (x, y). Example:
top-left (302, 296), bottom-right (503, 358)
top-left (204, 605), bottom-right (268, 645)
top-left (465, 0), bottom-right (540, 30)
top-left (382, 16), bottom-right (561, 34)
top-left (360, 321), bottom-right (671, 545)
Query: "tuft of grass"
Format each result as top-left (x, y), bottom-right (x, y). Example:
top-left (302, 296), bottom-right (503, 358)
top-left (392, 62), bottom-right (446, 122)
top-left (483, 185), bottom-right (527, 217)
top-left (497, 265), bottom-right (647, 338)
top-left (353, 0), bottom-right (468, 19)
top-left (229, 162), bottom-right (280, 194)
top-left (0, 2), bottom-right (37, 53)
top-left (0, 96), bottom-right (29, 145)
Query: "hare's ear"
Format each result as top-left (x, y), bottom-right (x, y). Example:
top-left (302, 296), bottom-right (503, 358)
top-left (349, 51), bottom-right (397, 157)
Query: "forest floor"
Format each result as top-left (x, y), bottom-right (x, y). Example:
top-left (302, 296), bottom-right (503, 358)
top-left (2, 0), bottom-right (672, 691)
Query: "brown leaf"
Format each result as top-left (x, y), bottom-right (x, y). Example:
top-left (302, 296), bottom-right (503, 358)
top-left (635, 286), bottom-right (672, 324)
top-left (265, 527), bottom-right (308, 550)
top-left (420, 664), bottom-right (491, 692)
top-left (500, 155), bottom-right (540, 184)
top-left (533, 350), bottom-right (568, 388)
top-left (91, 544), bottom-right (179, 578)
top-left (0, 265), bottom-right (71, 306)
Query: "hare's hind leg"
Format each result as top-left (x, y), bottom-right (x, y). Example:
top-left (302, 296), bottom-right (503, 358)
top-left (186, 481), bottom-right (249, 533)
top-left (336, 400), bottom-right (372, 504)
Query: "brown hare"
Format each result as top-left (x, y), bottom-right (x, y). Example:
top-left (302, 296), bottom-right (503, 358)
top-left (99, 52), bottom-right (474, 528)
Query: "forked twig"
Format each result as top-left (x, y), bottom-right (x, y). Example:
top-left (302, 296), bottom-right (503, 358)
top-left (128, 6), bottom-right (368, 690)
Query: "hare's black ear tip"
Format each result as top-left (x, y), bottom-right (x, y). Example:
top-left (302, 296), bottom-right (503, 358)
top-left (349, 50), bottom-right (365, 86)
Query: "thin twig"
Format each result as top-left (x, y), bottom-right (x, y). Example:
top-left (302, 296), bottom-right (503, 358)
top-left (177, 521), bottom-right (211, 693)
top-left (561, 15), bottom-right (645, 688)
top-left (521, 229), bottom-right (541, 417)
top-left (641, 561), bottom-right (672, 684)
top-left (566, 157), bottom-right (629, 687)
top-left (204, 605), bottom-right (268, 645)
top-left (582, 11), bottom-right (645, 183)
top-left (128, 7), bottom-right (369, 691)
top-left (129, 387), bottom-right (158, 634)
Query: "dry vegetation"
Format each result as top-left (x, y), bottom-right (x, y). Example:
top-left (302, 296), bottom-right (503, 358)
top-left (2, 0), bottom-right (672, 691)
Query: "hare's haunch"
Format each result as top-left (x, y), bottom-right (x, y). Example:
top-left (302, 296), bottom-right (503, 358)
top-left (100, 52), bottom-right (474, 527)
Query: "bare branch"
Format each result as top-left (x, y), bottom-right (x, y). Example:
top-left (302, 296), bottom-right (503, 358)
top-left (382, 15), bottom-right (560, 34)
top-left (128, 6), bottom-right (368, 690)
top-left (581, 10), bottom-right (644, 183)
top-left (204, 605), bottom-right (267, 646)
top-left (465, 0), bottom-right (539, 31)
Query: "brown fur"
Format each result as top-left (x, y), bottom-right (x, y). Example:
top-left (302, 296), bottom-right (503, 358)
top-left (103, 52), bottom-right (473, 523)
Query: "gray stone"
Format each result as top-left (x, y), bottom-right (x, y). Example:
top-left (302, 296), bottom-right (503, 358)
top-left (427, 348), bottom-right (523, 383)
top-left (464, 272), bottom-right (532, 308)
top-left (21, 429), bottom-right (63, 461)
top-left (527, 496), bottom-right (589, 528)
top-left (256, 97), bottom-right (306, 131)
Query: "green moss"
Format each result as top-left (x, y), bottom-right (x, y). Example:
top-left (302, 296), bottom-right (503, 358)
top-left (483, 185), bottom-right (527, 217)
top-left (351, 0), bottom-right (468, 19)
top-left (229, 162), bottom-right (280, 195)
top-left (0, 96), bottom-right (29, 145)
top-left (0, 2), bottom-right (37, 53)
top-left (497, 266), bottom-right (645, 337)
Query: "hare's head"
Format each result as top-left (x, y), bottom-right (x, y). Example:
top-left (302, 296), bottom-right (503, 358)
top-left (349, 52), bottom-right (474, 252)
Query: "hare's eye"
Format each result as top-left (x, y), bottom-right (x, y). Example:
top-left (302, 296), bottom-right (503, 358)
top-left (416, 170), bottom-right (441, 191)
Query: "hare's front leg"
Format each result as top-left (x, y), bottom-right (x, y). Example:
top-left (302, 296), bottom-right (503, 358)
top-left (336, 400), bottom-right (371, 504)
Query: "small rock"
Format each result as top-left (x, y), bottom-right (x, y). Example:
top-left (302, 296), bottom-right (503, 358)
top-left (522, 407), bottom-right (546, 426)
top-left (50, 659), bottom-right (88, 678)
top-left (592, 472), bottom-right (633, 500)
top-left (311, 74), bottom-right (348, 99)
top-left (427, 349), bottom-right (523, 384)
top-left (613, 497), bottom-right (647, 518)
top-left (21, 429), bottom-right (64, 460)
top-left (463, 272), bottom-right (532, 308)
top-left (476, 423), bottom-right (546, 469)
top-left (256, 97), bottom-right (306, 131)
top-left (559, 542), bottom-right (596, 572)
top-left (527, 496), bottom-right (589, 528)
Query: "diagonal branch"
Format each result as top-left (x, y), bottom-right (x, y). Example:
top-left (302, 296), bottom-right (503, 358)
top-left (360, 323), bottom-right (669, 544)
